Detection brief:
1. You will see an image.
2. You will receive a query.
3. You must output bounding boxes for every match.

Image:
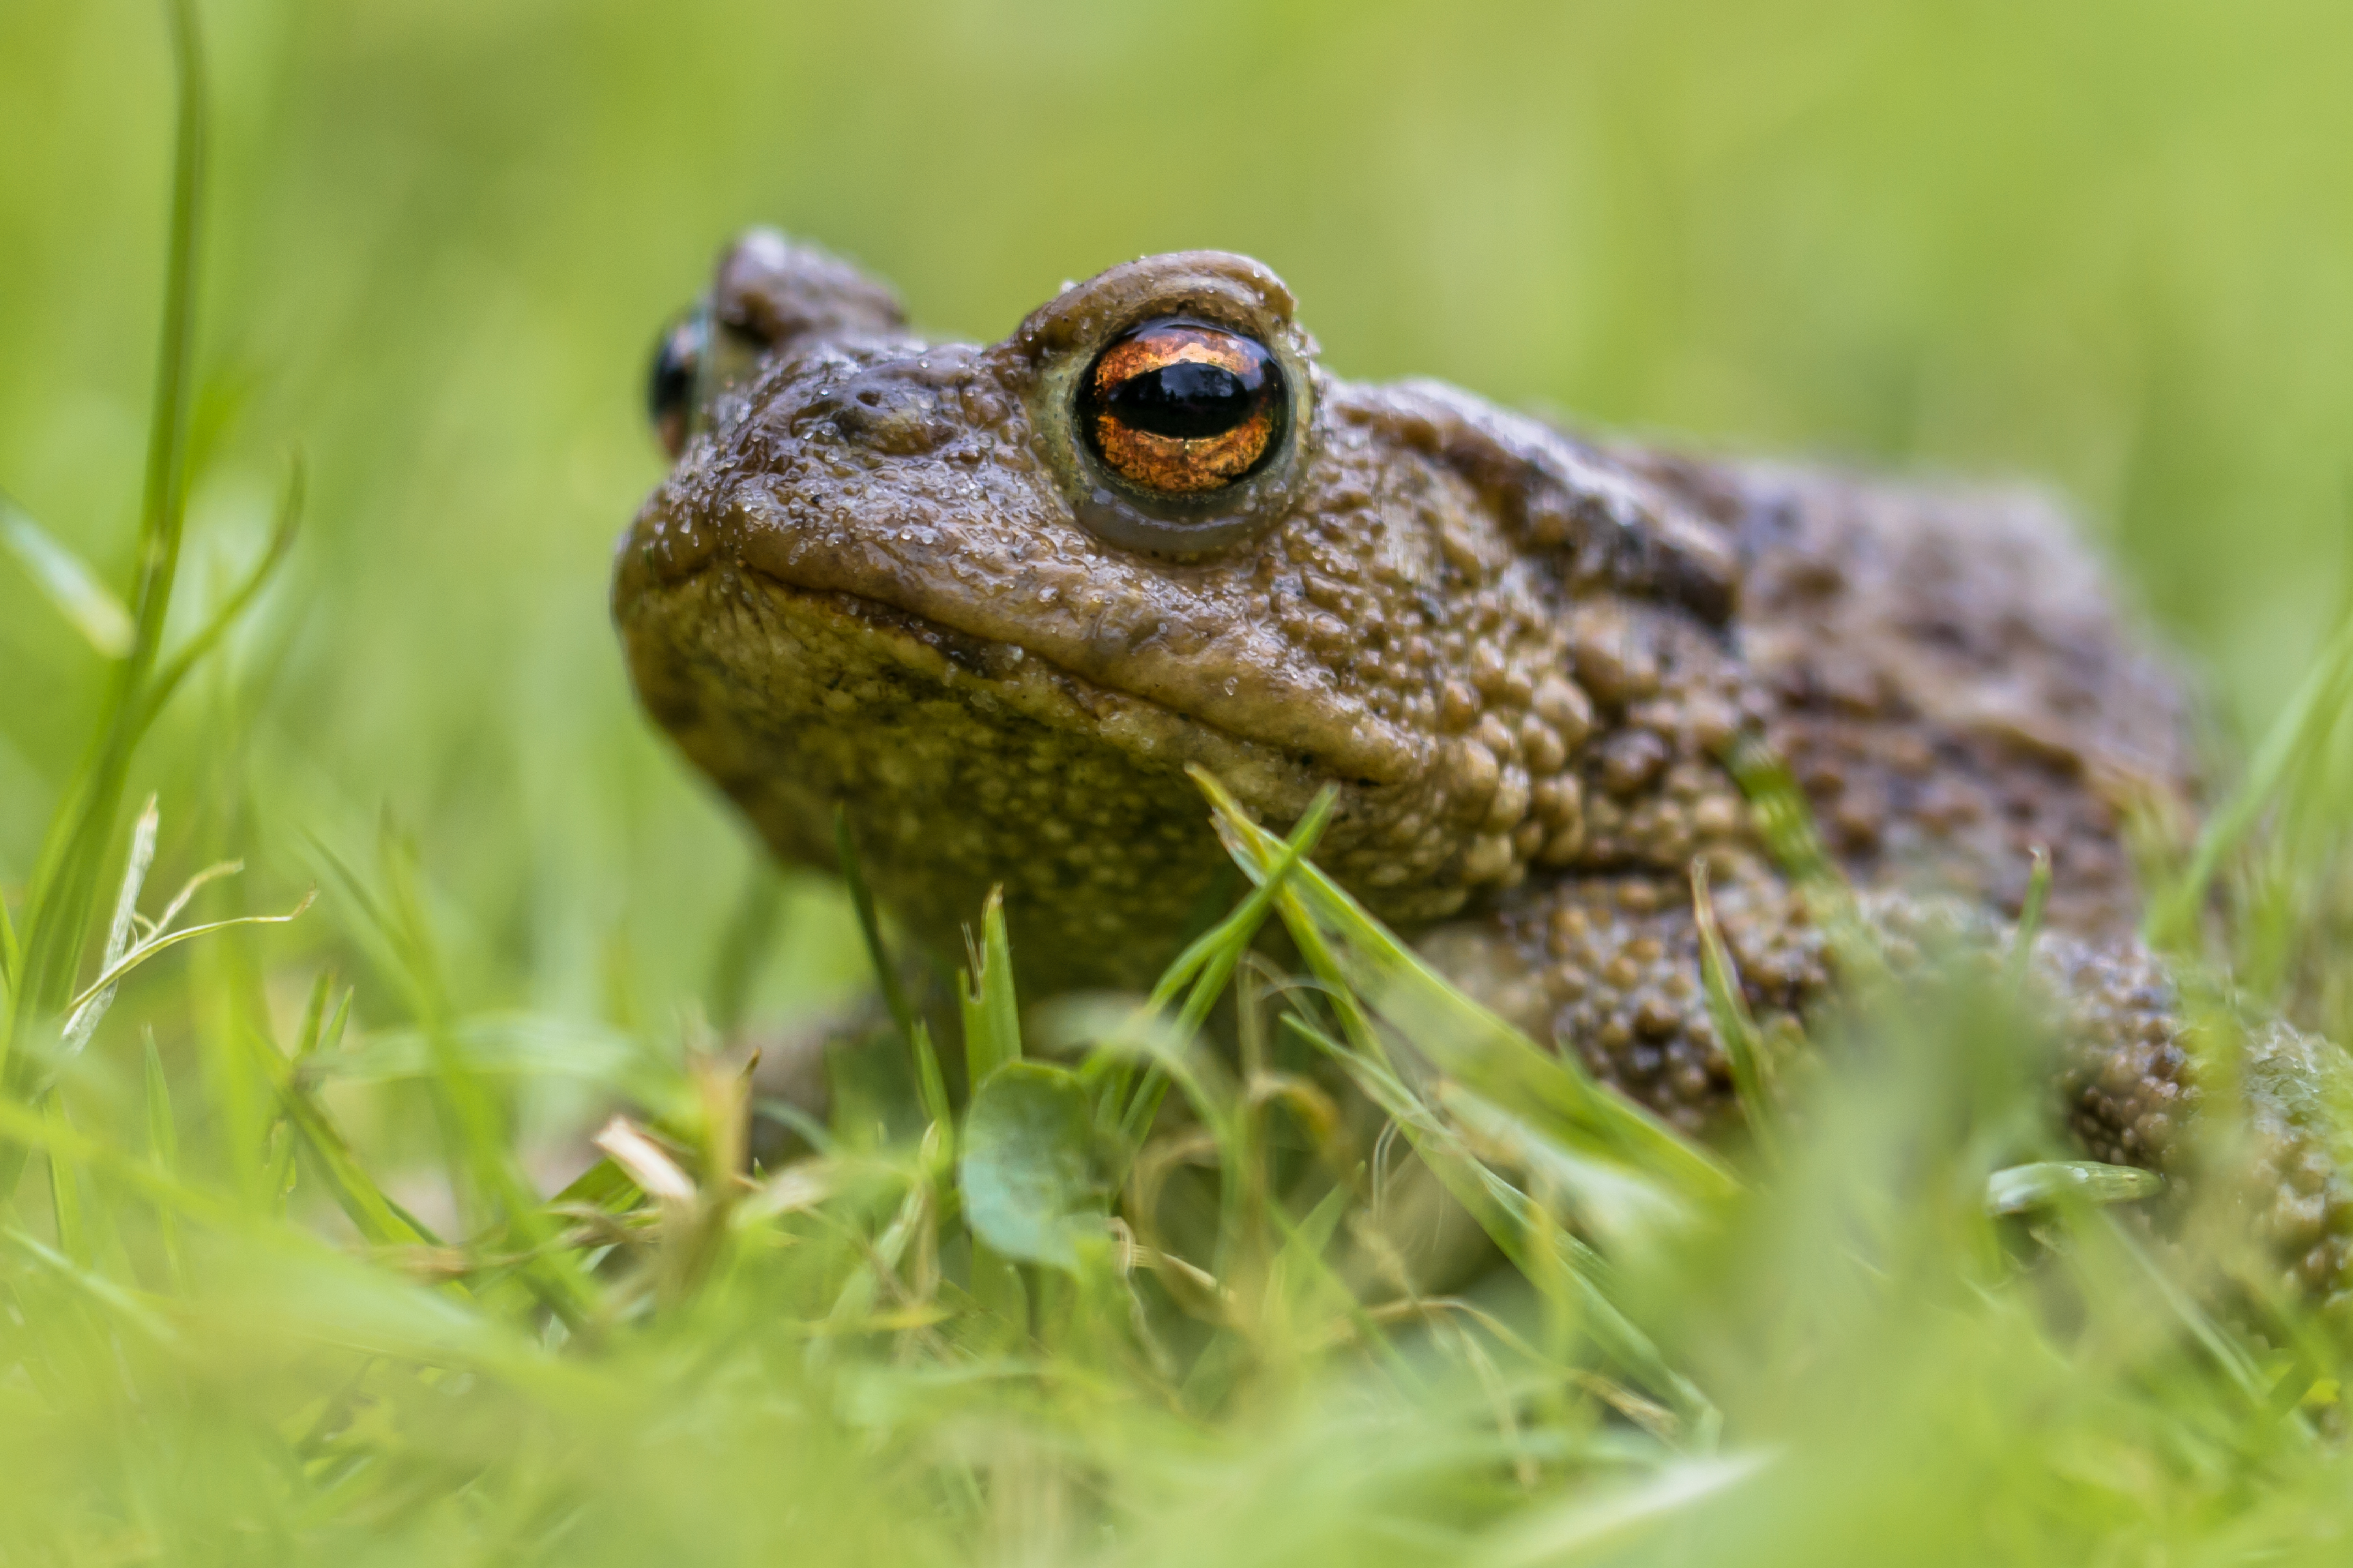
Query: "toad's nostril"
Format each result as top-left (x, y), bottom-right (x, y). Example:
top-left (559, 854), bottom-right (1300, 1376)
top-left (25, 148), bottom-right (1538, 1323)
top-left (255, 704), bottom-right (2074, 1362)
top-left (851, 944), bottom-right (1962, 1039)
top-left (817, 370), bottom-right (956, 456)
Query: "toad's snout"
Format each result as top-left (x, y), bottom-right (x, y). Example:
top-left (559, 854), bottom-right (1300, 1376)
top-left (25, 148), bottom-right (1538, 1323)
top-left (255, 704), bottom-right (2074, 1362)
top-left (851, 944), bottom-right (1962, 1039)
top-left (806, 366), bottom-right (959, 456)
top-left (794, 348), bottom-right (995, 458)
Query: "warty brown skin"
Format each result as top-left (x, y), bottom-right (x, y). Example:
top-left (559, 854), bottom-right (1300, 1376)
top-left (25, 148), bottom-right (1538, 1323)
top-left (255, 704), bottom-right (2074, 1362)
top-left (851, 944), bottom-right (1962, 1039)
top-left (615, 231), bottom-right (2352, 1297)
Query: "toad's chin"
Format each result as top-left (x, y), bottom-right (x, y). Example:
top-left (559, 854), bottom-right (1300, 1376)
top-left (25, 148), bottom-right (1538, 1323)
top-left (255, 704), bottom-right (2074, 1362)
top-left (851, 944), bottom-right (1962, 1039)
top-left (613, 557), bottom-right (1330, 985)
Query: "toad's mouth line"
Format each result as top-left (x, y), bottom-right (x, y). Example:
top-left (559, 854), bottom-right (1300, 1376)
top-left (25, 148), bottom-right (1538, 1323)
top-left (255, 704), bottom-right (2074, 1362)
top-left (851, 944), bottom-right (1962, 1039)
top-left (731, 559), bottom-right (1333, 780)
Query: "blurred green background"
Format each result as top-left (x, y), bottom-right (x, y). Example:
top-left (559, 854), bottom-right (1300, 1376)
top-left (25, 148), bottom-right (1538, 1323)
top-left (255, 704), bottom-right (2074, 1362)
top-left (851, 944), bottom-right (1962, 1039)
top-left (5, 0), bottom-right (2352, 1046)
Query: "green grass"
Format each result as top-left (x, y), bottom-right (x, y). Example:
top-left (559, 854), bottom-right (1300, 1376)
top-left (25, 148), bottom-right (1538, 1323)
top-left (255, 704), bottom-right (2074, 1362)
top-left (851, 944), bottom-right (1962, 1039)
top-left (7, 1), bottom-right (2353, 1563)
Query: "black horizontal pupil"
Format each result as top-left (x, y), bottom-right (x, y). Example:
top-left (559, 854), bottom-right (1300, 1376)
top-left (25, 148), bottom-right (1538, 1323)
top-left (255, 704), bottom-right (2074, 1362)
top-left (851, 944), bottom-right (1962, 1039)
top-left (1107, 358), bottom-right (1263, 440)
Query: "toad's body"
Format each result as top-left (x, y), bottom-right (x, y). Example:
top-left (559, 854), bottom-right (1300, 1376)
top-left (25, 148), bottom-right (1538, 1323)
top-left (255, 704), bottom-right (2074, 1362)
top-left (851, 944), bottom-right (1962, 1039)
top-left (616, 235), bottom-right (2348, 1291)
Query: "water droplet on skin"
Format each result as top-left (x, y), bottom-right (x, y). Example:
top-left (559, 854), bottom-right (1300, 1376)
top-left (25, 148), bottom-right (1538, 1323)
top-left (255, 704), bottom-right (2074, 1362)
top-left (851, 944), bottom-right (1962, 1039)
top-left (1223, 677), bottom-right (1239, 696)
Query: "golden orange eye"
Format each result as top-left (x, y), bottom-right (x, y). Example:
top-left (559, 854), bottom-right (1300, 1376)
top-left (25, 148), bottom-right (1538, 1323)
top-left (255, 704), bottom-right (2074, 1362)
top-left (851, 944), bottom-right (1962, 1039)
top-left (1077, 318), bottom-right (1285, 495)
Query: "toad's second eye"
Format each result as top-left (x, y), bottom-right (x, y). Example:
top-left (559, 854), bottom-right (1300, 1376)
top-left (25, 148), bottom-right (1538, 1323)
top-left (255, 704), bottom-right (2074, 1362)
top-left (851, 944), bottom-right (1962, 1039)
top-left (1077, 318), bottom-right (1285, 496)
top-left (646, 312), bottom-right (705, 460)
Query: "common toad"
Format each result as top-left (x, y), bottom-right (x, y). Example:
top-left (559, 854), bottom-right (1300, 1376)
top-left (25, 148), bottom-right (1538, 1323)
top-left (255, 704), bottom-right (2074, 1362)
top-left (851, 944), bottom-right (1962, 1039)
top-left (615, 233), bottom-right (2350, 1294)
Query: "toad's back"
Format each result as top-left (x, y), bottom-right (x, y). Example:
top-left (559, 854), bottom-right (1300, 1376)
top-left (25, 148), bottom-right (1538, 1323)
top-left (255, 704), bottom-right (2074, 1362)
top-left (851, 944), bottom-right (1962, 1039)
top-left (1645, 450), bottom-right (2193, 934)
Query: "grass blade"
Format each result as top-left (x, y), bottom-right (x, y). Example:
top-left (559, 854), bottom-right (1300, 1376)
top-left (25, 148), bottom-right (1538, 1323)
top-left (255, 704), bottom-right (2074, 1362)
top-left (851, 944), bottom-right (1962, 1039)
top-left (3, 1230), bottom-right (178, 1347)
top-left (1985, 1160), bottom-right (2163, 1215)
top-left (1193, 768), bottom-right (1736, 1207)
top-left (0, 492), bottom-right (135, 657)
top-left (55, 797), bottom-right (159, 1061)
top-left (2147, 607), bottom-right (2353, 953)
top-left (143, 1035), bottom-right (188, 1293)
top-left (1690, 859), bottom-right (1779, 1166)
top-left (135, 454), bottom-right (304, 732)
top-left (64, 890), bottom-right (317, 1015)
top-left (46, 1097), bottom-right (88, 1265)
top-left (1472, 1453), bottom-right (1770, 1568)
top-left (1114, 786), bottom-right (1336, 1145)
top-left (834, 805), bottom-right (920, 1048)
top-left (960, 887), bottom-right (1021, 1093)
top-left (0, 878), bottom-right (18, 1001)
top-left (707, 863), bottom-right (785, 1035)
top-left (4, 0), bottom-right (209, 1109)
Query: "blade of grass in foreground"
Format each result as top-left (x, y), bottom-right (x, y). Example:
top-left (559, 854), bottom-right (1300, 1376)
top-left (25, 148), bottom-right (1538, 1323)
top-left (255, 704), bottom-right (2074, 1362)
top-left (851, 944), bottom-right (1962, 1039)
top-left (1691, 858), bottom-right (1780, 1166)
top-left (2146, 605), bottom-right (2353, 953)
top-left (136, 456), bottom-right (304, 730)
top-left (836, 805), bottom-right (918, 1050)
top-left (960, 888), bottom-right (1021, 1092)
top-left (1281, 1009), bottom-right (1712, 1428)
top-left (0, 492), bottom-right (136, 657)
top-left (376, 827), bottom-right (599, 1325)
top-left (5, 0), bottom-right (207, 1054)
top-left (1113, 786), bottom-right (1336, 1148)
top-left (1187, 769), bottom-right (1722, 1429)
top-left (2, 1), bottom-right (302, 1207)
top-left (1190, 767), bottom-right (1736, 1207)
